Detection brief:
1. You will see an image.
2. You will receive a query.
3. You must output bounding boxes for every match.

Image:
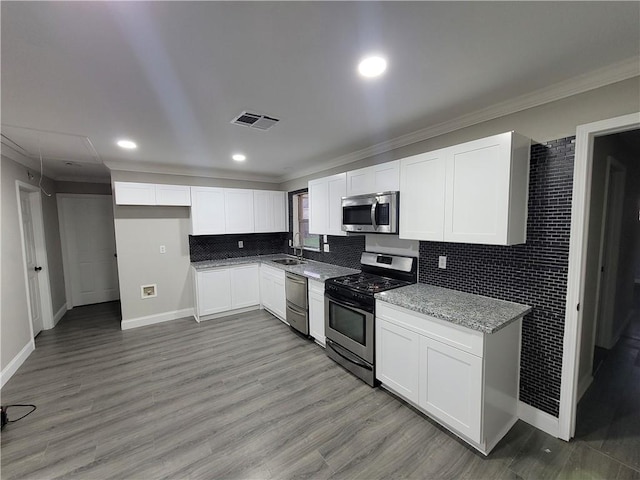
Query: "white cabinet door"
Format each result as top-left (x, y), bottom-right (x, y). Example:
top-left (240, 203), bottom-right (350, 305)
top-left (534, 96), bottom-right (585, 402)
top-left (373, 160), bottom-right (400, 193)
top-left (419, 336), bottom-right (483, 443)
top-left (309, 173), bottom-right (346, 236)
top-left (260, 265), bottom-right (286, 321)
top-left (225, 189), bottom-right (255, 234)
top-left (196, 269), bottom-right (232, 316)
top-left (327, 173), bottom-right (347, 236)
top-left (155, 184), bottom-right (191, 206)
top-left (272, 269), bottom-right (287, 320)
top-left (376, 318), bottom-right (421, 404)
top-left (399, 150), bottom-right (447, 241)
top-left (308, 280), bottom-right (325, 345)
top-left (230, 264), bottom-right (260, 309)
top-left (308, 178), bottom-right (328, 235)
top-left (444, 133), bottom-right (512, 245)
top-left (114, 182), bottom-right (156, 205)
top-left (254, 191), bottom-right (287, 233)
top-left (190, 187), bottom-right (226, 235)
top-left (346, 161), bottom-right (400, 196)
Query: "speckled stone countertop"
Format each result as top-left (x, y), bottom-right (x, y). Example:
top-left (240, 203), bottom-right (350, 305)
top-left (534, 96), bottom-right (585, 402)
top-left (375, 284), bottom-right (531, 334)
top-left (191, 255), bottom-right (359, 282)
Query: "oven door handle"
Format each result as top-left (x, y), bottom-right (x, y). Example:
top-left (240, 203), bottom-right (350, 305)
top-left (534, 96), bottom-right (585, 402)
top-left (328, 341), bottom-right (372, 371)
top-left (370, 200), bottom-right (378, 231)
top-left (326, 293), bottom-right (372, 314)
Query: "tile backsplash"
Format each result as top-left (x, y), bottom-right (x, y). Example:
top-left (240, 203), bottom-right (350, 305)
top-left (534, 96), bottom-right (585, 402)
top-left (189, 232), bottom-right (288, 262)
top-left (418, 137), bottom-right (575, 417)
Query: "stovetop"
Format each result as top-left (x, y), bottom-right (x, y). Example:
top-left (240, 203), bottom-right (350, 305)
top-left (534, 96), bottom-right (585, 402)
top-left (327, 273), bottom-right (413, 295)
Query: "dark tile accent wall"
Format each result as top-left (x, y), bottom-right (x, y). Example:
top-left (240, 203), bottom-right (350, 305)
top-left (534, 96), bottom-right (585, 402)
top-left (418, 137), bottom-right (575, 417)
top-left (189, 233), bottom-right (288, 262)
top-left (288, 189), bottom-right (366, 269)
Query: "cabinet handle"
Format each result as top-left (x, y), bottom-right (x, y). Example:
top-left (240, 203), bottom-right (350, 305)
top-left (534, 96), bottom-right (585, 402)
top-left (34, 266), bottom-right (42, 272)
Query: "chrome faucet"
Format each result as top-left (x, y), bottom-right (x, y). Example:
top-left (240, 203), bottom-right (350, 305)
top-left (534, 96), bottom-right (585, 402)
top-left (293, 232), bottom-right (303, 259)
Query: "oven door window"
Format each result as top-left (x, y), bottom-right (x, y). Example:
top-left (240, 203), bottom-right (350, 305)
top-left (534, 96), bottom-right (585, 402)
top-left (343, 205), bottom-right (373, 226)
top-left (329, 301), bottom-right (366, 345)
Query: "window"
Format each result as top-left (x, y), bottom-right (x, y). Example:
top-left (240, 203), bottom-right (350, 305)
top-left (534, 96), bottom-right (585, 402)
top-left (293, 192), bottom-right (320, 251)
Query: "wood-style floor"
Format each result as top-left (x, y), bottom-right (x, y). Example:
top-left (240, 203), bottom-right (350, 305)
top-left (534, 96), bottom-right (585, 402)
top-left (2, 300), bottom-right (639, 479)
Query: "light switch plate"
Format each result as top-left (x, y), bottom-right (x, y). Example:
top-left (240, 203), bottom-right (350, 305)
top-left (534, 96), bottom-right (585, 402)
top-left (438, 256), bottom-right (447, 269)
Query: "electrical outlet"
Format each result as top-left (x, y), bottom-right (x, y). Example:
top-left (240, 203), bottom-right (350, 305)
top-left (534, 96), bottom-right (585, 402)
top-left (438, 256), bottom-right (447, 269)
top-left (159, 245), bottom-right (166, 254)
top-left (324, 244), bottom-right (330, 253)
top-left (141, 284), bottom-right (157, 299)
top-left (238, 240), bottom-right (244, 248)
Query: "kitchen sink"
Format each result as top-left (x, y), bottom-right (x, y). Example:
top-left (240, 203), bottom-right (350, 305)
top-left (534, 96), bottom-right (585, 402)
top-left (272, 258), bottom-right (306, 266)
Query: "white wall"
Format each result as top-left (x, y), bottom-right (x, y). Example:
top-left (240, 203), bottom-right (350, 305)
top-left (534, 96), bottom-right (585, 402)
top-left (1, 156), bottom-right (66, 371)
top-left (110, 170), bottom-right (277, 326)
top-left (280, 77), bottom-right (640, 192)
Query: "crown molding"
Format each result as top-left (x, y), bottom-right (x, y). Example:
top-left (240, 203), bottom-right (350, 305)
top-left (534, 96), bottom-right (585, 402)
top-left (103, 160), bottom-right (281, 185)
top-left (278, 56), bottom-right (640, 183)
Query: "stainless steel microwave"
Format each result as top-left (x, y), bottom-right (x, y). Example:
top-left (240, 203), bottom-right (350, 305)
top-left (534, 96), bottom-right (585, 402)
top-left (341, 191), bottom-right (399, 234)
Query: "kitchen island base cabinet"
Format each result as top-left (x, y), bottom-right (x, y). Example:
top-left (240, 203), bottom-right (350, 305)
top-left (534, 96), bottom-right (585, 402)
top-left (375, 301), bottom-right (521, 455)
top-left (192, 264), bottom-right (260, 322)
top-left (260, 264), bottom-right (287, 323)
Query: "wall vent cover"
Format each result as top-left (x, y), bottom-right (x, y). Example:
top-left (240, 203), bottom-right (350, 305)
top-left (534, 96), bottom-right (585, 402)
top-left (231, 111), bottom-right (280, 131)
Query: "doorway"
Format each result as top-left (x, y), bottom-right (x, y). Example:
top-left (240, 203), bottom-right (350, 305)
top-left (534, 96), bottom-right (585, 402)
top-left (561, 112), bottom-right (640, 441)
top-left (16, 181), bottom-right (54, 336)
top-left (57, 194), bottom-right (120, 308)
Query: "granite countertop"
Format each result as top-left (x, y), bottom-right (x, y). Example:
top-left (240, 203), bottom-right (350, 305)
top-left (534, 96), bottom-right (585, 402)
top-left (191, 255), bottom-right (359, 282)
top-left (375, 284), bottom-right (531, 334)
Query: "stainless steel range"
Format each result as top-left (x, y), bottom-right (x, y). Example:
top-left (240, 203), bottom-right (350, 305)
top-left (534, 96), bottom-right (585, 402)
top-left (324, 252), bottom-right (417, 386)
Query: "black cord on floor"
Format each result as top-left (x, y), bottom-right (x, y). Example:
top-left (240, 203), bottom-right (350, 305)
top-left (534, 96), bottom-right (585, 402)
top-left (1, 404), bottom-right (37, 430)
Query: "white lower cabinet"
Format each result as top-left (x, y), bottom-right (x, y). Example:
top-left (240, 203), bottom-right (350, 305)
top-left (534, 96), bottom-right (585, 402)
top-left (193, 264), bottom-right (260, 321)
top-left (260, 264), bottom-right (286, 322)
top-left (308, 280), bottom-right (325, 346)
top-left (376, 319), bottom-right (420, 404)
top-left (419, 336), bottom-right (482, 443)
top-left (376, 301), bottom-right (521, 455)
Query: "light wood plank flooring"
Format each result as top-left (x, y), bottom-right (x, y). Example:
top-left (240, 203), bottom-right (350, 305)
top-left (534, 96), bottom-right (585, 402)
top-left (2, 300), bottom-right (639, 479)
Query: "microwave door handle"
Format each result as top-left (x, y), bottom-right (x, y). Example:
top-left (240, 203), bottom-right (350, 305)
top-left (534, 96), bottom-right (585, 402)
top-left (370, 200), bottom-right (378, 230)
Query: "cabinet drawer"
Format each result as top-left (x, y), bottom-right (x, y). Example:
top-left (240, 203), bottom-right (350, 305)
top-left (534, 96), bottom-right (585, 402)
top-left (376, 301), bottom-right (484, 357)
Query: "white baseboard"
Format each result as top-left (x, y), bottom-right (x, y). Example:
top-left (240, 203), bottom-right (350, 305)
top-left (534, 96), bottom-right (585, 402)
top-left (577, 374), bottom-right (593, 402)
top-left (1, 340), bottom-right (35, 389)
top-left (52, 303), bottom-right (68, 328)
top-left (517, 401), bottom-right (559, 438)
top-left (121, 308), bottom-right (195, 330)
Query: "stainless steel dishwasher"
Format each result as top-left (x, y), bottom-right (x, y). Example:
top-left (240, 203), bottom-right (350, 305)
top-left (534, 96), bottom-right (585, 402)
top-left (285, 272), bottom-right (309, 336)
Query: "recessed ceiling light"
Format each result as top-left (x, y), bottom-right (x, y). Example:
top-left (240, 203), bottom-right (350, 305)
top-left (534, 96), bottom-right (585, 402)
top-left (232, 153), bottom-right (246, 162)
top-left (358, 56), bottom-right (387, 78)
top-left (117, 139), bottom-right (137, 150)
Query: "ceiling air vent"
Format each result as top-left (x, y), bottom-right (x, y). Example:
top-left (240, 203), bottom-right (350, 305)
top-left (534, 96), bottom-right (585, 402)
top-left (231, 111), bottom-right (280, 131)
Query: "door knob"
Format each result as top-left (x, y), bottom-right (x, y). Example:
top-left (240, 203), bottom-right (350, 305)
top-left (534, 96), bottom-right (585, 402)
top-left (34, 266), bottom-right (42, 272)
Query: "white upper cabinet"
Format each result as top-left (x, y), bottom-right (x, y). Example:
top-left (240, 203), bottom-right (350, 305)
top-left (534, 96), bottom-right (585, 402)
top-left (224, 189), bottom-right (255, 234)
top-left (399, 132), bottom-right (530, 246)
top-left (309, 172), bottom-right (347, 236)
top-left (399, 150), bottom-right (447, 241)
top-left (114, 182), bottom-right (156, 205)
top-left (254, 190), bottom-right (287, 233)
top-left (114, 182), bottom-right (191, 206)
top-left (190, 187), bottom-right (226, 235)
top-left (444, 132), bottom-right (530, 245)
top-left (346, 160), bottom-right (400, 196)
top-left (154, 184), bottom-right (191, 206)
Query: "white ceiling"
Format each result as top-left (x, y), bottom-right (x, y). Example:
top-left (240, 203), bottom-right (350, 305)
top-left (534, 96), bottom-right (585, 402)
top-left (2, 2), bottom-right (639, 184)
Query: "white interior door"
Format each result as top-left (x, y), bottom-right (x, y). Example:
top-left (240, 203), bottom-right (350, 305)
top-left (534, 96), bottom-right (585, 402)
top-left (59, 195), bottom-right (120, 308)
top-left (19, 189), bottom-right (44, 336)
top-left (594, 157), bottom-right (626, 349)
